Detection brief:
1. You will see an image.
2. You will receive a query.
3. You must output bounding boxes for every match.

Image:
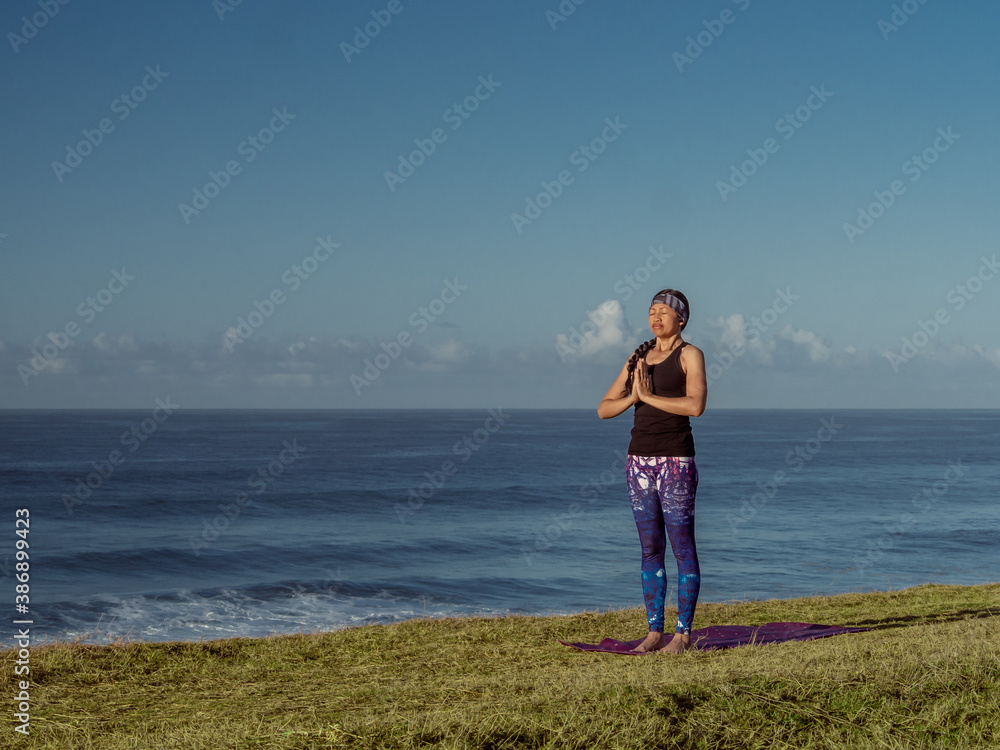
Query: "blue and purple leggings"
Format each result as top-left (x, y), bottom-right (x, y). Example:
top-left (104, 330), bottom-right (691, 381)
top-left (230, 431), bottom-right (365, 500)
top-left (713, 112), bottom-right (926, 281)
top-left (626, 455), bottom-right (700, 635)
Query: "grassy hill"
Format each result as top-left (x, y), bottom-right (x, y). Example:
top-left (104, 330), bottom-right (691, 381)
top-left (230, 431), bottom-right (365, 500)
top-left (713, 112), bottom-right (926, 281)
top-left (3, 582), bottom-right (998, 749)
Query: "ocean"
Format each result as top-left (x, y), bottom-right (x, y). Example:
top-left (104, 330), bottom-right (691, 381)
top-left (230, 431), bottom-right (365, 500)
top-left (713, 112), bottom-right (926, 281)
top-left (1, 408), bottom-right (998, 645)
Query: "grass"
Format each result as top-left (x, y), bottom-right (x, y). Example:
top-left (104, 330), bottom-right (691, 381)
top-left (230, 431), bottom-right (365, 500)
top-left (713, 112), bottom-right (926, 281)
top-left (3, 582), bottom-right (998, 749)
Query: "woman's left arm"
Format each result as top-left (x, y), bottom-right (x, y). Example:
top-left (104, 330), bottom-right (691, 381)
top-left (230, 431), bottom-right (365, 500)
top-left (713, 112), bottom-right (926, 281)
top-left (634, 345), bottom-right (707, 417)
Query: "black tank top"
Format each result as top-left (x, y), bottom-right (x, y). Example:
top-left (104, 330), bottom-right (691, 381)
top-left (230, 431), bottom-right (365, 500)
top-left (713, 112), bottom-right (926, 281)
top-left (627, 342), bottom-right (695, 457)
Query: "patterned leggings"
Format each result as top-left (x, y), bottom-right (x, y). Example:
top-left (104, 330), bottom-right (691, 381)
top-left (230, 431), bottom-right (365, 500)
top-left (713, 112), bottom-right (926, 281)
top-left (626, 455), bottom-right (700, 635)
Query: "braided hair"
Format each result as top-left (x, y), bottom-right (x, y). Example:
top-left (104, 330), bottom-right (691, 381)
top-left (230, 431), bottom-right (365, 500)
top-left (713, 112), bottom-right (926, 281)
top-left (622, 288), bottom-right (690, 397)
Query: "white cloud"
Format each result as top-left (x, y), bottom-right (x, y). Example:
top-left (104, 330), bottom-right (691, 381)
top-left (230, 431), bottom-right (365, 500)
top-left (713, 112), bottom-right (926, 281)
top-left (555, 299), bottom-right (643, 363)
top-left (704, 314), bottom-right (777, 365)
top-left (972, 345), bottom-right (1000, 367)
top-left (92, 332), bottom-right (140, 353)
top-left (703, 317), bottom-right (873, 371)
top-left (778, 324), bottom-right (833, 363)
top-left (411, 338), bottom-right (470, 372)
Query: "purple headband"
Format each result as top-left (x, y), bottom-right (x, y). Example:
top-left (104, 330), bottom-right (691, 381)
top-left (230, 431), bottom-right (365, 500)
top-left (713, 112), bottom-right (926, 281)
top-left (650, 292), bottom-right (688, 325)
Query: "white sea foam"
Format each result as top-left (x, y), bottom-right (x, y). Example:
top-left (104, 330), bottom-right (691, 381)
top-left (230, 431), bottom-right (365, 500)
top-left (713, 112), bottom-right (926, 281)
top-left (43, 586), bottom-right (519, 645)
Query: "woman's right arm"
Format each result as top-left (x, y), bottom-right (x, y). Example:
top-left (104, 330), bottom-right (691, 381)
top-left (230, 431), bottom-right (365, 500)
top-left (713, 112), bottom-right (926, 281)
top-left (597, 360), bottom-right (638, 419)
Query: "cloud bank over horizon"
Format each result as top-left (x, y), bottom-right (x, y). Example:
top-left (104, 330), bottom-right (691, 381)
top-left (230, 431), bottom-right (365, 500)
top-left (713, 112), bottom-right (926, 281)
top-left (5, 297), bottom-right (999, 409)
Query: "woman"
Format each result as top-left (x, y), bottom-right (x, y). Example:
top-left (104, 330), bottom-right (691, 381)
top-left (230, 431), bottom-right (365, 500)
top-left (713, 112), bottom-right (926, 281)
top-left (597, 289), bottom-right (707, 654)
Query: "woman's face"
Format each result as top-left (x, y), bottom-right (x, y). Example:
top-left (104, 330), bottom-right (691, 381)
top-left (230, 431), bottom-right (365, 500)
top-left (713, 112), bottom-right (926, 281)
top-left (649, 303), bottom-right (682, 335)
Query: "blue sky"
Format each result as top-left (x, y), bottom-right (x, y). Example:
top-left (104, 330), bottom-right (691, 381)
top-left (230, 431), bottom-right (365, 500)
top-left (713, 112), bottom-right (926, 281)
top-left (2, 0), bottom-right (999, 409)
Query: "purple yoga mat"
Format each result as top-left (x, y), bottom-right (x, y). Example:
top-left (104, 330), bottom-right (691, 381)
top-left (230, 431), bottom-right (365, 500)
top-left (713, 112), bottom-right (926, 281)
top-left (559, 622), bottom-right (871, 654)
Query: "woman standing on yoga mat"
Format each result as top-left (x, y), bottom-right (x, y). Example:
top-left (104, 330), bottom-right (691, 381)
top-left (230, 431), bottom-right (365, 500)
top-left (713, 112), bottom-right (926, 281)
top-left (597, 289), bottom-right (707, 654)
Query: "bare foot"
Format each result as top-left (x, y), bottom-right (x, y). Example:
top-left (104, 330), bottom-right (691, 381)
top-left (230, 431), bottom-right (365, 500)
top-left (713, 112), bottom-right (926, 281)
top-left (655, 633), bottom-right (693, 654)
top-left (631, 632), bottom-right (666, 653)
